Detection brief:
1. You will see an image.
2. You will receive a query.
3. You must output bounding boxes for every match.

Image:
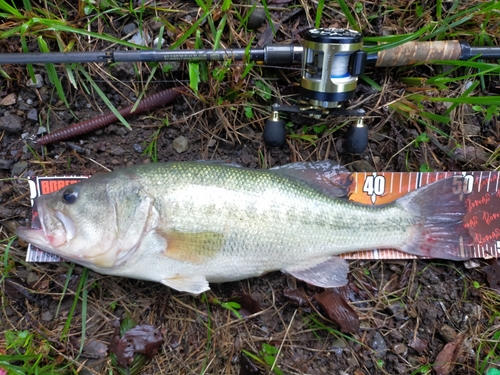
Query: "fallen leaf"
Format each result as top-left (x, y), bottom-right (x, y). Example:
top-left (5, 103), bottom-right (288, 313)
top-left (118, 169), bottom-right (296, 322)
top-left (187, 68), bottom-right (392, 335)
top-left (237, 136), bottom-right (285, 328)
top-left (484, 260), bottom-right (500, 292)
top-left (81, 340), bottom-right (108, 359)
top-left (315, 289), bottom-right (359, 334)
top-left (433, 333), bottom-right (465, 375)
top-left (0, 93), bottom-right (16, 106)
top-left (109, 323), bottom-right (163, 368)
top-left (283, 288), bottom-right (309, 307)
top-left (239, 352), bottom-right (261, 375)
top-left (230, 293), bottom-right (261, 318)
top-left (408, 337), bottom-right (428, 355)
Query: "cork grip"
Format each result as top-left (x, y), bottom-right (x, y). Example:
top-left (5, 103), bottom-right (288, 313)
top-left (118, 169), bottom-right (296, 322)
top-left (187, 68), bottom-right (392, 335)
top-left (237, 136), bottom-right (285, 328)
top-left (375, 41), bottom-right (463, 67)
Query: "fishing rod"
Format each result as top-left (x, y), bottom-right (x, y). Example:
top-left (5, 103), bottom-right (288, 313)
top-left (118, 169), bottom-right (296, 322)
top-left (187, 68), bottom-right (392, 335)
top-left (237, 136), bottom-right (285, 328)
top-left (3, 28), bottom-right (500, 152)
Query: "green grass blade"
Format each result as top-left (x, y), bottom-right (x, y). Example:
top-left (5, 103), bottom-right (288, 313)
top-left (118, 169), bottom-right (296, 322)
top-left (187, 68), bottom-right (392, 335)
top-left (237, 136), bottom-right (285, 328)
top-left (37, 36), bottom-right (69, 107)
top-left (78, 268), bottom-right (89, 355)
top-left (315, 0), bottom-right (324, 28)
top-left (411, 94), bottom-right (500, 106)
top-left (55, 263), bottom-right (75, 317)
top-left (261, 0), bottom-right (274, 34)
top-left (364, 25), bottom-right (431, 53)
top-left (169, 12), bottom-right (209, 49)
top-left (61, 267), bottom-right (89, 341)
top-left (0, 0), bottom-right (22, 16)
top-left (444, 80), bottom-right (479, 116)
top-left (335, 0), bottom-right (358, 31)
top-left (76, 64), bottom-right (131, 130)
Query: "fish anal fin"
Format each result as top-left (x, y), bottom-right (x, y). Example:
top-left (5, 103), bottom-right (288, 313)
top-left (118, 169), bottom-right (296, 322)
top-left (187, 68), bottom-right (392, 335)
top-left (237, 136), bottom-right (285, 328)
top-left (270, 161), bottom-right (352, 199)
top-left (285, 257), bottom-right (349, 288)
top-left (158, 229), bottom-right (224, 264)
top-left (161, 275), bottom-right (210, 294)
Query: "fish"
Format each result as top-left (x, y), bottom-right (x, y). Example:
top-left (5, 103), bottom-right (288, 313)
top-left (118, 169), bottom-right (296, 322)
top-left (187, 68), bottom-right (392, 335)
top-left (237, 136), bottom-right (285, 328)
top-left (16, 160), bottom-right (472, 294)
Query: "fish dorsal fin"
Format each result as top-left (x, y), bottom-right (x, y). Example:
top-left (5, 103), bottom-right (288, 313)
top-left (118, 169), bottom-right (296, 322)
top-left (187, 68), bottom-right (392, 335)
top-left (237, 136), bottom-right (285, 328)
top-left (285, 257), bottom-right (349, 288)
top-left (270, 160), bottom-right (352, 199)
top-left (194, 160), bottom-right (243, 168)
top-left (161, 274), bottom-right (210, 295)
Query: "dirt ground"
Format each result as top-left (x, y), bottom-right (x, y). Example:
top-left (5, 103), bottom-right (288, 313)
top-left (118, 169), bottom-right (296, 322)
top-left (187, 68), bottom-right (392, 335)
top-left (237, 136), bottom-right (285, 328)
top-left (1, 0), bottom-right (500, 374)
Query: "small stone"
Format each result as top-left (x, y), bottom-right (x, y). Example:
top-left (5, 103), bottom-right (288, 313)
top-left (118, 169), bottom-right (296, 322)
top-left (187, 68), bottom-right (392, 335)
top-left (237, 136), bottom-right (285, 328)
top-left (392, 343), bottom-right (407, 355)
top-left (246, 1), bottom-right (266, 29)
top-left (438, 324), bottom-right (457, 343)
top-left (109, 146), bottom-right (126, 156)
top-left (386, 302), bottom-right (406, 321)
top-left (350, 159), bottom-right (376, 172)
top-left (153, 37), bottom-right (165, 48)
top-left (37, 126), bottom-right (47, 135)
top-left (27, 271), bottom-right (38, 285)
top-left (11, 161), bottom-right (28, 176)
top-left (464, 124), bottom-right (480, 136)
top-left (464, 259), bottom-right (481, 269)
top-left (128, 30), bottom-right (152, 46)
top-left (27, 74), bottom-right (44, 88)
top-left (172, 136), bottom-right (188, 153)
top-left (369, 331), bottom-right (387, 358)
top-left (27, 108), bottom-right (38, 122)
top-left (0, 113), bottom-right (23, 133)
top-left (133, 143), bottom-right (142, 153)
top-left (0, 205), bottom-right (13, 218)
top-left (0, 159), bottom-right (14, 170)
top-left (26, 98), bottom-right (33, 105)
top-left (122, 22), bottom-right (137, 35)
top-left (41, 310), bottom-right (54, 322)
top-left (116, 126), bottom-right (128, 136)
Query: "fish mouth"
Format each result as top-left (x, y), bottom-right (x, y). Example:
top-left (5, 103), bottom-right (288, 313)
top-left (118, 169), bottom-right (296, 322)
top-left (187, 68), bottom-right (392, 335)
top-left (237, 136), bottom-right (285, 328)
top-left (16, 202), bottom-right (75, 253)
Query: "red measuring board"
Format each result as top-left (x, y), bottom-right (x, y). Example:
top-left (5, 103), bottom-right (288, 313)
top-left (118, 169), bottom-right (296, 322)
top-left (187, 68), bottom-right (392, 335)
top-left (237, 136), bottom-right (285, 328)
top-left (25, 171), bottom-right (500, 263)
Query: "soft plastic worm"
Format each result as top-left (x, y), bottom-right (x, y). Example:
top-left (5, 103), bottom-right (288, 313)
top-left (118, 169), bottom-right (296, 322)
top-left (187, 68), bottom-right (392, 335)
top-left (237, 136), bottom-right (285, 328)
top-left (37, 87), bottom-right (187, 145)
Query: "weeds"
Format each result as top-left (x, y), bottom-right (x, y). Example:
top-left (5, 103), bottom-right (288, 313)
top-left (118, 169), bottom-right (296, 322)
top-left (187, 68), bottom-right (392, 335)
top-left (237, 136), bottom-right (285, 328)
top-left (242, 343), bottom-right (284, 375)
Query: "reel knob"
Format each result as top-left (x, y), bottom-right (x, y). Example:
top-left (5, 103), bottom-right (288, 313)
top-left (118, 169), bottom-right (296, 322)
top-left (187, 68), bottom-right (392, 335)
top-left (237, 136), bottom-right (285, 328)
top-left (263, 111), bottom-right (286, 147)
top-left (345, 118), bottom-right (368, 154)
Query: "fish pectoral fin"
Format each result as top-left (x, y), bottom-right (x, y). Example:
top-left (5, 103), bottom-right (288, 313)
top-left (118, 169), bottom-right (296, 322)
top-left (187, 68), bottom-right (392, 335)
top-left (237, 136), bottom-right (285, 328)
top-left (285, 257), bottom-right (349, 288)
top-left (161, 275), bottom-right (210, 295)
top-left (158, 230), bottom-right (224, 264)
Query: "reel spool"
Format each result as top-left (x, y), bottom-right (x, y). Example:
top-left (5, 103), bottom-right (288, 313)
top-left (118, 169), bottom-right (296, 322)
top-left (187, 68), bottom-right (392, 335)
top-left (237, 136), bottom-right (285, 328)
top-left (264, 28), bottom-right (368, 153)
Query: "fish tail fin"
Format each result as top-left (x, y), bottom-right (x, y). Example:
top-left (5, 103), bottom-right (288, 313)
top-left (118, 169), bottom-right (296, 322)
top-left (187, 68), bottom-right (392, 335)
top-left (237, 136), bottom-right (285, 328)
top-left (397, 176), bottom-right (472, 260)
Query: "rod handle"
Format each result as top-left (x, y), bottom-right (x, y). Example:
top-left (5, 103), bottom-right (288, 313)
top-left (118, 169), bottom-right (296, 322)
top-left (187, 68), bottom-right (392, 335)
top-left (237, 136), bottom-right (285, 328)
top-left (375, 41), bottom-right (463, 67)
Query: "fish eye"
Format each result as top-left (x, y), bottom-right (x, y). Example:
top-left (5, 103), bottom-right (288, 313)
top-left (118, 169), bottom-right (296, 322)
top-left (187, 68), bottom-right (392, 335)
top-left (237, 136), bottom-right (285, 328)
top-left (62, 188), bottom-right (78, 204)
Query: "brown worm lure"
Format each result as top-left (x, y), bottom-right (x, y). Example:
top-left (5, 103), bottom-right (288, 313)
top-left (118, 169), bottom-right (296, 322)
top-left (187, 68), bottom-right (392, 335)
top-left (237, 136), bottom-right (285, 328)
top-left (37, 87), bottom-right (187, 145)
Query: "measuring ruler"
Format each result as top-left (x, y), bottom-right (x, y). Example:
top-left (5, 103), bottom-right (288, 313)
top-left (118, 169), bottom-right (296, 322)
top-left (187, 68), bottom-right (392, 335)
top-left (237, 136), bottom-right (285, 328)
top-left (341, 171), bottom-right (499, 260)
top-left (25, 171), bottom-right (499, 263)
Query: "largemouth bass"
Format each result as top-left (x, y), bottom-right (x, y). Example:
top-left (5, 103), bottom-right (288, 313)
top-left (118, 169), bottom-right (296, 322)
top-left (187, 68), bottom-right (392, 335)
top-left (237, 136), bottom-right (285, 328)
top-left (17, 161), bottom-right (472, 294)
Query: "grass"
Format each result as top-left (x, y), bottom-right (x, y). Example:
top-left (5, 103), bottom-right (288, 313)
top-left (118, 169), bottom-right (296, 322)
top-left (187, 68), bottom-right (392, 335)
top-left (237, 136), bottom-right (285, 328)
top-left (1, 0), bottom-right (500, 374)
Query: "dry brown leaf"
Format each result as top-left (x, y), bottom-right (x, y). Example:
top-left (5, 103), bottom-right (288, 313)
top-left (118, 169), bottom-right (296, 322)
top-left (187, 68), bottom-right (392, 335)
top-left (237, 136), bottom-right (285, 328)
top-left (0, 93), bottom-right (16, 106)
top-left (283, 288), bottom-right (309, 307)
top-left (108, 324), bottom-right (163, 368)
top-left (230, 293), bottom-right (261, 318)
top-left (239, 352), bottom-right (261, 375)
top-left (409, 337), bottom-right (428, 355)
top-left (433, 333), bottom-right (465, 375)
top-left (484, 259), bottom-right (500, 292)
top-left (315, 289), bottom-right (359, 334)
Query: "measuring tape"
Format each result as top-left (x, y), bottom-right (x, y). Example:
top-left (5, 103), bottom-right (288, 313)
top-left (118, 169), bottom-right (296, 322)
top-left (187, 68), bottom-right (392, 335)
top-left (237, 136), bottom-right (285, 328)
top-left (25, 171), bottom-right (499, 263)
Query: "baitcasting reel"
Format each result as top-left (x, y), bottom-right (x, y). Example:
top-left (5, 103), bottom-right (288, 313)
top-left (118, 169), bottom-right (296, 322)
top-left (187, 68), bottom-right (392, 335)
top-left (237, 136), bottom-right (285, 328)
top-left (263, 28), bottom-right (368, 153)
top-left (3, 26), bottom-right (497, 152)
